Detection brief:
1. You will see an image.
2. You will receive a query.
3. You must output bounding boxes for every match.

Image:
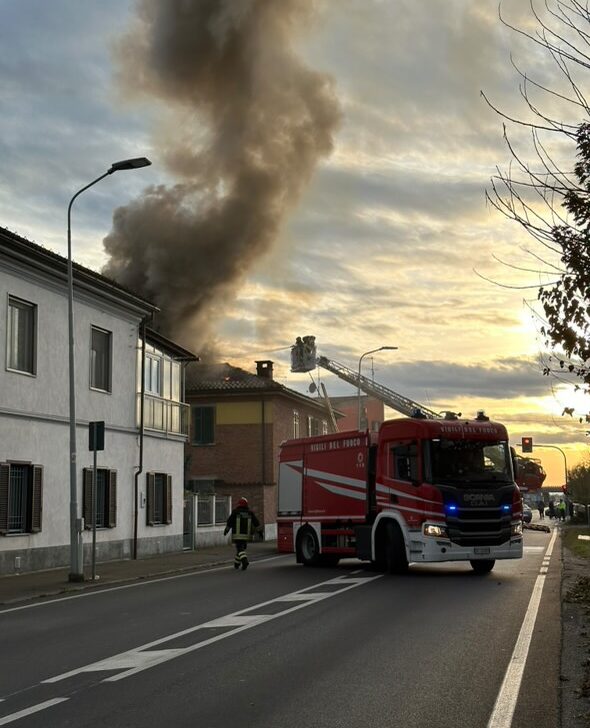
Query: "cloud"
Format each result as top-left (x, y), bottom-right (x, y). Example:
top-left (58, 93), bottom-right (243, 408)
top-left (0, 0), bottom-right (157, 258)
top-left (1, 0), bottom-right (586, 476)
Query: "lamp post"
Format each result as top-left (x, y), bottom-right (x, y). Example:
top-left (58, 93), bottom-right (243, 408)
top-left (357, 346), bottom-right (398, 430)
top-left (67, 157), bottom-right (151, 582)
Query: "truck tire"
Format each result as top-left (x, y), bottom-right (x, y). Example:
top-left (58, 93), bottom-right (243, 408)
top-left (385, 522), bottom-right (409, 574)
top-left (297, 527), bottom-right (321, 567)
top-left (470, 559), bottom-right (495, 574)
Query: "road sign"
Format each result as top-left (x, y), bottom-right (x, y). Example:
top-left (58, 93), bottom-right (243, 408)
top-left (89, 421), bottom-right (105, 451)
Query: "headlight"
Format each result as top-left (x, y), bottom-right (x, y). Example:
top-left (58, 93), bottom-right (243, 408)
top-left (511, 522), bottom-right (522, 536)
top-left (424, 523), bottom-right (449, 538)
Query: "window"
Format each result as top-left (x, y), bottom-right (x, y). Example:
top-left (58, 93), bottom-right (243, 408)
top-left (90, 327), bottom-right (111, 392)
top-left (429, 439), bottom-right (512, 485)
top-left (7, 296), bottom-right (36, 375)
top-left (171, 362), bottom-right (180, 401)
top-left (146, 472), bottom-right (172, 525)
top-left (293, 411), bottom-right (300, 438)
top-left (0, 463), bottom-right (43, 534)
top-left (390, 443), bottom-right (419, 482)
top-left (145, 355), bottom-right (161, 395)
top-left (307, 416), bottom-right (325, 437)
top-left (197, 494), bottom-right (231, 526)
top-left (83, 468), bottom-right (117, 528)
top-left (192, 406), bottom-right (215, 445)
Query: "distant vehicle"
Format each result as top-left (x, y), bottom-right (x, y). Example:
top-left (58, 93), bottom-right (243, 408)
top-left (522, 504), bottom-right (532, 524)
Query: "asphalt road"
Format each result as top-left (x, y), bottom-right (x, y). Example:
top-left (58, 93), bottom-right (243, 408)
top-left (0, 530), bottom-right (560, 728)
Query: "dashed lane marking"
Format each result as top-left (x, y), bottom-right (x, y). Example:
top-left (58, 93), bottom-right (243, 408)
top-left (0, 698), bottom-right (68, 725)
top-left (43, 572), bottom-right (383, 684)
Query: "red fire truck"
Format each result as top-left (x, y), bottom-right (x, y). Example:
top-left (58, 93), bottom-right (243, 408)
top-left (277, 413), bottom-right (523, 574)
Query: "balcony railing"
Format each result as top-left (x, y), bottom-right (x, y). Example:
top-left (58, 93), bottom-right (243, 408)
top-left (138, 393), bottom-right (189, 436)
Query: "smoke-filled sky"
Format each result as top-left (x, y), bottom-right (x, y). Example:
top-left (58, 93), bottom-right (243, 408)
top-left (2, 0), bottom-right (589, 485)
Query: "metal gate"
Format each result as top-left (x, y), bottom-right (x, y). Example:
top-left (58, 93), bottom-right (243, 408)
top-left (183, 494), bottom-right (195, 550)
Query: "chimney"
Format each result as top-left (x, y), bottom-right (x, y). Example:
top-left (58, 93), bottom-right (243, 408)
top-left (256, 360), bottom-right (274, 380)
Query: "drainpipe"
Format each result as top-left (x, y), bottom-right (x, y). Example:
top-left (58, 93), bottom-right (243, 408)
top-left (260, 396), bottom-right (266, 532)
top-left (133, 316), bottom-right (148, 560)
top-left (260, 396), bottom-right (266, 485)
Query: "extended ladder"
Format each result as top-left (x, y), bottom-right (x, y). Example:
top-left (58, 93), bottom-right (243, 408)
top-left (316, 356), bottom-right (440, 419)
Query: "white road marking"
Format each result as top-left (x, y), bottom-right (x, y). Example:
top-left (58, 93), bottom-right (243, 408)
top-left (43, 573), bottom-right (382, 684)
top-left (487, 527), bottom-right (558, 728)
top-left (0, 698), bottom-right (68, 725)
top-left (0, 555), bottom-right (288, 615)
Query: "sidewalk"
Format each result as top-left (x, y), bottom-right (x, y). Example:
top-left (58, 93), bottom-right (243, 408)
top-left (0, 540), bottom-right (280, 607)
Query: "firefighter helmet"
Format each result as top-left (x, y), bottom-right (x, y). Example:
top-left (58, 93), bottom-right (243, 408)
top-left (237, 497), bottom-right (248, 508)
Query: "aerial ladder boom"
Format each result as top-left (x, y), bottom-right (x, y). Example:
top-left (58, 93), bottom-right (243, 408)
top-left (291, 337), bottom-right (546, 490)
top-left (316, 356), bottom-right (441, 419)
top-left (290, 336), bottom-right (441, 419)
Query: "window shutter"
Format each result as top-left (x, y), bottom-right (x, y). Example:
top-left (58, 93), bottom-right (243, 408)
top-left (146, 472), bottom-right (155, 526)
top-left (108, 470), bottom-right (117, 528)
top-left (204, 409), bottom-right (214, 443)
top-left (31, 465), bottom-right (43, 532)
top-left (0, 463), bottom-right (10, 534)
top-left (83, 469), bottom-right (93, 530)
top-left (165, 475), bottom-right (172, 524)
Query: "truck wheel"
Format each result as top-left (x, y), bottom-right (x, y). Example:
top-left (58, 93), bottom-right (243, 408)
top-left (470, 559), bottom-right (495, 574)
top-left (297, 527), bottom-right (320, 567)
top-left (385, 522), bottom-right (408, 574)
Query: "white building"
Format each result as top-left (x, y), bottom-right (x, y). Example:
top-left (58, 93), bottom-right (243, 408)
top-left (0, 226), bottom-right (196, 575)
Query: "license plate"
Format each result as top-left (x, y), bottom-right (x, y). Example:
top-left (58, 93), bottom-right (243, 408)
top-left (474, 547), bottom-right (490, 555)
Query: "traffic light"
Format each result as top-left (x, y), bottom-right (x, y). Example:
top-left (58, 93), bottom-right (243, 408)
top-left (521, 436), bottom-right (533, 453)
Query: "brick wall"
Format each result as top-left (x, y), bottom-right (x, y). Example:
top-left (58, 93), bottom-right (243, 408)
top-left (185, 392), bottom-right (331, 526)
top-left (331, 395), bottom-right (384, 432)
top-left (187, 421), bottom-right (273, 483)
top-left (212, 482), bottom-right (276, 528)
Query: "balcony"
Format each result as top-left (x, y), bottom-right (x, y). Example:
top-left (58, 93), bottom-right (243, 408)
top-left (138, 393), bottom-right (189, 437)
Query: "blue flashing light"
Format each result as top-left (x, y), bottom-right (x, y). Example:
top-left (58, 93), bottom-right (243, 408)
top-left (446, 504), bottom-right (457, 512)
top-left (502, 504), bottom-right (511, 512)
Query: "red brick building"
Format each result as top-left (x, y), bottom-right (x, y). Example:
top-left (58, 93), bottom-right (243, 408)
top-left (185, 360), bottom-right (337, 540)
top-left (329, 395), bottom-right (385, 433)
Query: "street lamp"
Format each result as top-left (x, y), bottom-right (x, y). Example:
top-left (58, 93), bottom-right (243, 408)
top-left (67, 157), bottom-right (151, 582)
top-left (357, 346), bottom-right (398, 430)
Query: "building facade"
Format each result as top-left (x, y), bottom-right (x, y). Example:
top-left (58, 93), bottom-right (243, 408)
top-left (0, 227), bottom-right (194, 575)
top-left (185, 360), bottom-right (336, 545)
top-left (329, 394), bottom-right (385, 432)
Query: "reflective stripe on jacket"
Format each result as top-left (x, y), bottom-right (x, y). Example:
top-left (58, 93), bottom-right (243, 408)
top-left (225, 506), bottom-right (260, 542)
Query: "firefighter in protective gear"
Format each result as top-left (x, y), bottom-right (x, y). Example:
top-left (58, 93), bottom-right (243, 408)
top-left (224, 497), bottom-right (262, 570)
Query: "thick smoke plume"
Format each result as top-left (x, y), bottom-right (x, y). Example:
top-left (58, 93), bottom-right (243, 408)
top-left (103, 0), bottom-right (340, 349)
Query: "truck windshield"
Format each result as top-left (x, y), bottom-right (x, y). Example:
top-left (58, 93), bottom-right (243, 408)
top-left (429, 439), bottom-right (512, 486)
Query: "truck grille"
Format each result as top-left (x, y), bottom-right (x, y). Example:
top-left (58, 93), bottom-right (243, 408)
top-left (446, 506), bottom-right (512, 546)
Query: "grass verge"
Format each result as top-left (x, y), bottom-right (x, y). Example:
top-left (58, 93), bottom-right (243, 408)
top-left (563, 526), bottom-right (590, 611)
top-left (562, 526), bottom-right (590, 561)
